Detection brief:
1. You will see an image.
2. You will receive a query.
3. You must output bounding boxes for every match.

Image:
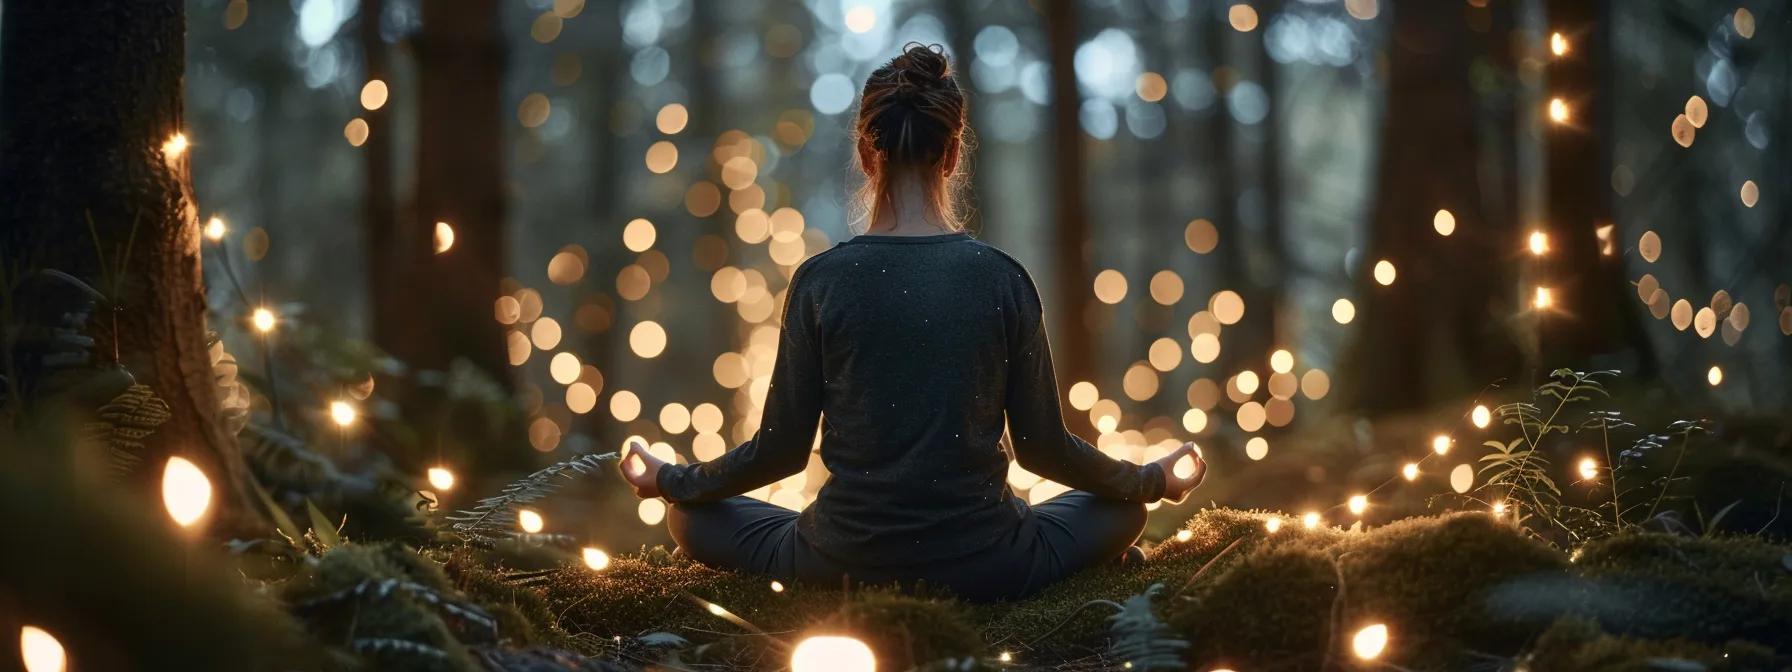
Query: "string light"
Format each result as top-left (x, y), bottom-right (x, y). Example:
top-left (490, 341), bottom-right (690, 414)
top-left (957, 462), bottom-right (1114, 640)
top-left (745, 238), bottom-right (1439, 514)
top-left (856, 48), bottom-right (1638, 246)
top-left (1549, 31), bottom-right (1569, 57)
top-left (1533, 286), bottom-right (1554, 310)
top-left (581, 547), bottom-right (611, 571)
top-left (1432, 434), bottom-right (1452, 455)
top-left (1491, 501), bottom-right (1508, 517)
top-left (251, 306), bottom-right (278, 333)
top-left (1264, 517), bottom-right (1282, 533)
top-left (427, 467), bottom-right (456, 491)
top-left (770, 580), bottom-right (785, 593)
top-left (162, 456), bottom-right (212, 528)
top-left (1528, 231), bottom-right (1550, 256)
top-left (1548, 98), bottom-right (1570, 124)
top-left (328, 400), bottom-right (358, 427)
top-left (434, 221), bottom-right (455, 254)
top-left (518, 508), bottom-right (545, 534)
top-left (1351, 623), bottom-right (1389, 660)
top-left (203, 216), bottom-right (227, 241)
top-left (1175, 529), bottom-right (1193, 542)
top-left (1372, 260), bottom-right (1397, 286)
top-left (19, 626), bottom-right (67, 672)
top-left (163, 132), bottom-right (189, 159)
top-left (1302, 512), bottom-right (1321, 529)
top-left (1576, 457), bottom-right (1598, 481)
top-left (791, 635), bottom-right (877, 672)
top-left (1432, 209), bottom-right (1456, 236)
top-left (1347, 494), bottom-right (1368, 516)
top-left (1471, 405), bottom-right (1492, 429)
top-left (999, 651), bottom-right (1014, 663)
top-left (1707, 365), bottom-right (1723, 386)
top-left (1402, 463), bottom-right (1419, 481)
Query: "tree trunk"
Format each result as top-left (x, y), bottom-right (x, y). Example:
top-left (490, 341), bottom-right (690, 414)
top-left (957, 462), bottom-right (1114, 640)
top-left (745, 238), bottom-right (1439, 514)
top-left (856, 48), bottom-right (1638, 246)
top-left (361, 0), bottom-right (399, 356)
top-left (1339, 0), bottom-right (1524, 416)
top-left (383, 0), bottom-right (508, 383)
top-left (1044, 0), bottom-right (1097, 435)
top-left (0, 1), bottom-right (261, 533)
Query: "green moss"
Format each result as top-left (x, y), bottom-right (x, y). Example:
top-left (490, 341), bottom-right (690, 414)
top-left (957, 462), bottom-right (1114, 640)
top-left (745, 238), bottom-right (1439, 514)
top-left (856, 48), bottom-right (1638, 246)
top-left (815, 592), bottom-right (983, 670)
top-left (282, 543), bottom-right (483, 671)
top-left (1171, 542), bottom-right (1339, 670)
top-left (1570, 532), bottom-right (1792, 649)
top-left (1523, 618), bottom-right (1779, 672)
top-left (436, 548), bottom-right (565, 647)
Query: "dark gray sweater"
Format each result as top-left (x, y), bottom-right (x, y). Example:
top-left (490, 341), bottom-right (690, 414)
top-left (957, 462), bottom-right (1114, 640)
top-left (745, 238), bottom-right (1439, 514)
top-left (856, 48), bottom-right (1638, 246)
top-left (656, 231), bottom-right (1165, 566)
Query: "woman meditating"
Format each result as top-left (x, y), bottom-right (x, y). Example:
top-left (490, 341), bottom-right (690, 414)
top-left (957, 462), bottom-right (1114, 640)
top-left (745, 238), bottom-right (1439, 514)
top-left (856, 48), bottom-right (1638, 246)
top-left (618, 43), bottom-right (1206, 602)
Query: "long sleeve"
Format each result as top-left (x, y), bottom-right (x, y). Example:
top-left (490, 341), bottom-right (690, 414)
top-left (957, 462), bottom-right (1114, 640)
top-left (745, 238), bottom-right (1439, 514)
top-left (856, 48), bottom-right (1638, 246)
top-left (1005, 318), bottom-right (1165, 503)
top-left (656, 270), bottom-right (824, 503)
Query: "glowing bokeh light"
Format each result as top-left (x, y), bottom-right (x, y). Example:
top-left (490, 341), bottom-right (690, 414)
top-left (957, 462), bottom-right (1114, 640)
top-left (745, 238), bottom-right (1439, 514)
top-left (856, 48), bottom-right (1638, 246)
top-left (518, 508), bottom-right (545, 534)
top-left (842, 6), bottom-right (877, 33)
top-left (1707, 365), bottom-right (1723, 386)
top-left (19, 626), bottom-right (67, 672)
top-left (1264, 517), bottom-right (1282, 533)
top-left (1352, 623), bottom-right (1389, 660)
top-left (1549, 32), bottom-right (1569, 57)
top-left (203, 216), bottom-right (227, 241)
top-left (791, 635), bottom-right (877, 672)
top-left (1373, 260), bottom-right (1396, 286)
top-left (1302, 512), bottom-right (1321, 529)
top-left (582, 547), bottom-right (611, 571)
top-left (251, 306), bottom-right (277, 333)
top-left (1432, 209), bottom-right (1455, 236)
top-left (329, 400), bottom-right (357, 427)
top-left (1534, 286), bottom-right (1554, 310)
top-left (1402, 463), bottom-right (1419, 481)
top-left (1576, 457), bottom-right (1598, 481)
top-left (1332, 298), bottom-right (1356, 324)
top-left (427, 467), bottom-right (455, 491)
top-left (1432, 434), bottom-right (1452, 455)
top-left (163, 132), bottom-right (189, 159)
top-left (1548, 97), bottom-right (1570, 124)
top-left (1347, 494), bottom-right (1368, 516)
top-left (434, 221), bottom-right (455, 253)
top-left (1471, 405), bottom-right (1492, 429)
top-left (360, 79), bottom-right (389, 110)
top-left (162, 456), bottom-right (212, 528)
top-left (1528, 231), bottom-right (1550, 256)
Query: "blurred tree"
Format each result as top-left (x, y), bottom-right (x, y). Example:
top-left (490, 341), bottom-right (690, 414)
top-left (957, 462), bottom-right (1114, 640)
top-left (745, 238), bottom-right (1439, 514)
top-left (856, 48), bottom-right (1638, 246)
top-left (1340, 0), bottom-right (1525, 416)
top-left (0, 1), bottom-right (263, 532)
top-left (1044, 0), bottom-right (1097, 435)
top-left (378, 0), bottom-right (508, 384)
top-left (362, 0), bottom-right (399, 361)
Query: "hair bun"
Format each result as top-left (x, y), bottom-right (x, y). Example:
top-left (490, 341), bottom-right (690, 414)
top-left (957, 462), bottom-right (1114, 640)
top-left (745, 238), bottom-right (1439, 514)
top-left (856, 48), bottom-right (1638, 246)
top-left (887, 42), bottom-right (952, 91)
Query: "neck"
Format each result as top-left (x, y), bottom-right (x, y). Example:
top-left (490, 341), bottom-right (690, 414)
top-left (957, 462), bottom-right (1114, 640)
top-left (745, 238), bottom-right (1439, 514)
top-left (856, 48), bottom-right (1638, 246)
top-left (868, 173), bottom-right (953, 235)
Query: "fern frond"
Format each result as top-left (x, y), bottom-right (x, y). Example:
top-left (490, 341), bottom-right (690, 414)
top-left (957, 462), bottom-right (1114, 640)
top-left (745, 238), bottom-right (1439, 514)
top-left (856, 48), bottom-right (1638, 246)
top-left (447, 452), bottom-right (618, 543)
top-left (1105, 583), bottom-right (1187, 671)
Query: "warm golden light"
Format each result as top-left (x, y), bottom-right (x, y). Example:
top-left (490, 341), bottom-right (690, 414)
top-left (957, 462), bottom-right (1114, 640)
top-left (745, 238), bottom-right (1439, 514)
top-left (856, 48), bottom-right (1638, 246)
top-left (360, 79), bottom-right (389, 110)
top-left (1347, 494), bottom-right (1368, 516)
top-left (251, 306), bottom-right (277, 333)
top-left (1352, 623), bottom-right (1389, 660)
top-left (329, 400), bottom-right (357, 427)
top-left (1492, 501), bottom-right (1508, 517)
top-left (1549, 31), bottom-right (1569, 57)
top-left (1548, 98), bottom-right (1570, 124)
top-left (1432, 209), bottom-right (1456, 236)
top-left (656, 103), bottom-right (689, 134)
top-left (1228, 3), bottom-right (1259, 32)
top-left (427, 467), bottom-right (455, 491)
top-left (1175, 529), bottom-right (1193, 542)
top-left (163, 132), bottom-right (190, 159)
top-left (843, 6), bottom-right (877, 33)
top-left (791, 635), bottom-right (877, 672)
top-left (1332, 298), bottom-right (1356, 324)
top-left (1302, 512), bottom-right (1321, 529)
top-left (1534, 286), bottom-right (1554, 309)
top-left (203, 216), bottom-right (227, 241)
top-left (1529, 230), bottom-right (1550, 256)
top-left (19, 626), bottom-right (67, 672)
top-left (1432, 434), bottom-right (1452, 455)
top-left (1372, 260), bottom-right (1396, 286)
top-left (434, 221), bottom-right (455, 253)
top-left (1269, 349), bottom-right (1294, 374)
top-left (1471, 404), bottom-right (1492, 429)
top-left (1264, 517), bottom-right (1282, 533)
top-left (581, 547), bottom-right (611, 571)
top-left (771, 580), bottom-right (786, 593)
top-left (518, 508), bottom-right (545, 534)
top-left (162, 456), bottom-right (212, 528)
top-left (1707, 365), bottom-right (1723, 386)
top-left (1577, 456), bottom-right (1598, 481)
top-left (1402, 463), bottom-right (1419, 481)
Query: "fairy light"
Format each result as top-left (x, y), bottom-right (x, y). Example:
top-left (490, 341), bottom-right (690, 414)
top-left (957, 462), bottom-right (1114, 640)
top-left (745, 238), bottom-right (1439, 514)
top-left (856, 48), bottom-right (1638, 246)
top-left (999, 651), bottom-right (1013, 663)
top-left (1471, 405), bottom-right (1492, 429)
top-left (434, 221), bottom-right (455, 254)
top-left (770, 580), bottom-right (786, 593)
top-left (1401, 463), bottom-right (1419, 481)
top-left (163, 132), bottom-right (189, 159)
top-left (581, 547), bottom-right (611, 571)
top-left (1534, 286), bottom-right (1554, 309)
top-left (1302, 512), bottom-right (1321, 529)
top-left (1491, 501), bottom-right (1508, 517)
top-left (19, 626), bottom-right (67, 672)
top-left (1175, 529), bottom-right (1193, 542)
top-left (1432, 434), bottom-right (1452, 455)
top-left (427, 467), bottom-right (455, 491)
top-left (1707, 365), bottom-right (1723, 386)
top-left (328, 400), bottom-right (357, 427)
top-left (203, 216), bottom-right (227, 241)
top-left (1528, 231), bottom-right (1550, 256)
top-left (1351, 623), bottom-right (1389, 660)
top-left (1347, 494), bottom-right (1368, 516)
top-left (1549, 31), bottom-right (1569, 57)
top-left (1548, 98), bottom-right (1570, 124)
top-left (161, 456), bottom-right (212, 528)
top-left (250, 306), bottom-right (277, 333)
top-left (1576, 456), bottom-right (1598, 481)
top-left (1372, 259), bottom-right (1397, 286)
top-left (1264, 517), bottom-right (1282, 533)
top-left (518, 508), bottom-right (545, 534)
top-left (791, 635), bottom-right (877, 672)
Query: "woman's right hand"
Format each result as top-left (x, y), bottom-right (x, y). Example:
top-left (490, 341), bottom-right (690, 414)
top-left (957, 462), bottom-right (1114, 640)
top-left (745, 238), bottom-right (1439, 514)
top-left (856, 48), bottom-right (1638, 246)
top-left (1153, 441), bottom-right (1207, 504)
top-left (618, 439), bottom-right (666, 499)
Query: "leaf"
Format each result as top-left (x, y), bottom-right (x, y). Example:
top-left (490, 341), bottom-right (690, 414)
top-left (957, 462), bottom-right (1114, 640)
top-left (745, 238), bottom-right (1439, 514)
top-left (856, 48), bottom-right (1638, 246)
top-left (249, 476), bottom-right (305, 545)
top-left (306, 499), bottom-right (341, 550)
top-left (1703, 500), bottom-right (1741, 536)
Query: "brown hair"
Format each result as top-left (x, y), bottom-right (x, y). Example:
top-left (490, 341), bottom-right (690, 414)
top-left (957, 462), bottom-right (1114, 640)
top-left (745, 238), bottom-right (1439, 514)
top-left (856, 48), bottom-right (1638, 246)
top-left (853, 43), bottom-right (970, 232)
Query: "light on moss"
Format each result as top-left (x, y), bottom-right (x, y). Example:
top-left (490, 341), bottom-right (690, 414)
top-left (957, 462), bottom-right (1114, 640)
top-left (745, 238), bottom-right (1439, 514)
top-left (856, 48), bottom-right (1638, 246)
top-left (770, 580), bottom-right (785, 593)
top-left (518, 508), bottom-right (545, 533)
top-left (1491, 501), bottom-right (1508, 518)
top-left (19, 625), bottom-right (67, 672)
top-left (1347, 495), bottom-right (1368, 516)
top-left (791, 635), bottom-right (876, 672)
top-left (1264, 517), bottom-right (1282, 533)
top-left (998, 651), bottom-right (1013, 663)
top-left (581, 547), bottom-right (610, 571)
top-left (1175, 529), bottom-right (1193, 542)
top-left (1351, 623), bottom-right (1389, 660)
top-left (1302, 512), bottom-right (1321, 529)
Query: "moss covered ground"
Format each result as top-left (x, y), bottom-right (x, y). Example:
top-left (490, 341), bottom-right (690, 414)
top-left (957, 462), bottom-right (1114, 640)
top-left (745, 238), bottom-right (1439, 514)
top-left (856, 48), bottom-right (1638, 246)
top-left (418, 508), bottom-right (1792, 670)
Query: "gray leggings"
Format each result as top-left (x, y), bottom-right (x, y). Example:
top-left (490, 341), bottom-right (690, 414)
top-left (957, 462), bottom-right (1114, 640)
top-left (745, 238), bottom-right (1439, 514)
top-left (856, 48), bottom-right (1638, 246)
top-left (666, 491), bottom-right (1146, 602)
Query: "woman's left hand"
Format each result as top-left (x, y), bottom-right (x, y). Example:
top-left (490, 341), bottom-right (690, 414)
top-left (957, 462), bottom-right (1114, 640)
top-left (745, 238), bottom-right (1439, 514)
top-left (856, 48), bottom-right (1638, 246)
top-left (618, 439), bottom-right (667, 499)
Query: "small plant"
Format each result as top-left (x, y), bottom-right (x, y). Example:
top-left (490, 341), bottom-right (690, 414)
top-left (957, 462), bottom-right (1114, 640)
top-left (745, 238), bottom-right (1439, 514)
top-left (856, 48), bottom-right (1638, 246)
top-left (445, 452), bottom-right (618, 544)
